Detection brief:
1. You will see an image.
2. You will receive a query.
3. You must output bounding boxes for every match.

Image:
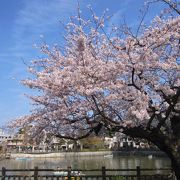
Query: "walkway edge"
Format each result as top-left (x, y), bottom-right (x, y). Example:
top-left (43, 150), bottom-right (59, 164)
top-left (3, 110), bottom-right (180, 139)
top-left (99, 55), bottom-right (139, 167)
top-left (11, 151), bottom-right (113, 158)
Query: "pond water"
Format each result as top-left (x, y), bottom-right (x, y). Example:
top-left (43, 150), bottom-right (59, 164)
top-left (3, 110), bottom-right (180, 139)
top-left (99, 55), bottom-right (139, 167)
top-left (0, 155), bottom-right (171, 170)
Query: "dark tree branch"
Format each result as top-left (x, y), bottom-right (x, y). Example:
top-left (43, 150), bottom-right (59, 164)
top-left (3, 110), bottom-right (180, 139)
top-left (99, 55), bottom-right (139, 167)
top-left (161, 0), bottom-right (180, 14)
top-left (128, 68), bottom-right (141, 91)
top-left (147, 110), bottom-right (156, 130)
top-left (55, 128), bottom-right (94, 140)
top-left (157, 87), bottom-right (180, 130)
top-left (91, 95), bottom-right (121, 126)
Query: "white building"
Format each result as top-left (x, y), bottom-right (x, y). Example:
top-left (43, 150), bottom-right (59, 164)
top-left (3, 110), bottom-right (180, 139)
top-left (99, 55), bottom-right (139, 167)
top-left (104, 137), bottom-right (118, 149)
top-left (0, 129), bottom-right (13, 144)
top-left (104, 133), bottom-right (150, 150)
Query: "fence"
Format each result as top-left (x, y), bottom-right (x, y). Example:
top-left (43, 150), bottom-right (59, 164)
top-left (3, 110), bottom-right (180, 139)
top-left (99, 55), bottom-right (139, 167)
top-left (0, 166), bottom-right (175, 180)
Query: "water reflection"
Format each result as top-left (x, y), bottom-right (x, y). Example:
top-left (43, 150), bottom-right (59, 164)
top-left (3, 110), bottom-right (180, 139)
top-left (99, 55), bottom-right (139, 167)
top-left (0, 155), bottom-right (171, 170)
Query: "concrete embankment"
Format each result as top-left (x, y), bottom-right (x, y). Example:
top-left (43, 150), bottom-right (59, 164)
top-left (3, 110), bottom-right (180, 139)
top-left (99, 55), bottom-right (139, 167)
top-left (10, 150), bottom-right (167, 158)
top-left (11, 151), bottom-right (113, 158)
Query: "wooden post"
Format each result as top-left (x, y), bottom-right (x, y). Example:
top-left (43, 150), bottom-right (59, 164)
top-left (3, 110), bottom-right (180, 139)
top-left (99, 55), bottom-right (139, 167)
top-left (68, 166), bottom-right (71, 180)
top-left (34, 166), bottom-right (38, 180)
top-left (136, 166), bottom-right (141, 180)
top-left (2, 167), bottom-right (6, 180)
top-left (102, 166), bottom-right (106, 180)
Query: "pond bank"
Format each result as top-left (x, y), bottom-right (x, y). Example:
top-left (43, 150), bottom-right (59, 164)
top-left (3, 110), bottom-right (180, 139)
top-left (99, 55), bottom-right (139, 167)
top-left (10, 150), bottom-right (167, 158)
top-left (113, 150), bottom-right (166, 157)
top-left (11, 151), bottom-right (112, 158)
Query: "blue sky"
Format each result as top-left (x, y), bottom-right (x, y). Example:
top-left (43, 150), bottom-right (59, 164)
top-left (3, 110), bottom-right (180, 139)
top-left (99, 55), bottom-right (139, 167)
top-left (0, 0), bottom-right (165, 127)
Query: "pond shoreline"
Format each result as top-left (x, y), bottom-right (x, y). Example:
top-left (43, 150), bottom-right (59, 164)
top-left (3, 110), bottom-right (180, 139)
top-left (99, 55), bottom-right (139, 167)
top-left (10, 150), bottom-right (167, 158)
top-left (113, 150), bottom-right (167, 157)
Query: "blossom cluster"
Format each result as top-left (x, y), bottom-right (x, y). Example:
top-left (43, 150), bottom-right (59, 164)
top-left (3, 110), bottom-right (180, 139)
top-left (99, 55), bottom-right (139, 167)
top-left (11, 9), bottom-right (180, 138)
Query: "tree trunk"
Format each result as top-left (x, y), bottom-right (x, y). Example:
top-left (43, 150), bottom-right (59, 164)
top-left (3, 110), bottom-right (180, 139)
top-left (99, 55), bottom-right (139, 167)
top-left (164, 150), bottom-right (180, 180)
top-left (148, 136), bottom-right (180, 179)
top-left (171, 159), bottom-right (180, 180)
top-left (123, 127), bottom-right (180, 180)
top-left (151, 138), bottom-right (180, 179)
top-left (73, 140), bottom-right (78, 152)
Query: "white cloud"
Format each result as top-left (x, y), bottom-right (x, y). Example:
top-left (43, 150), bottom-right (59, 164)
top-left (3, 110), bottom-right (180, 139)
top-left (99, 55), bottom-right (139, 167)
top-left (14, 0), bottom-right (75, 36)
top-left (2, 0), bottom-right (85, 82)
top-left (11, 0), bottom-right (84, 58)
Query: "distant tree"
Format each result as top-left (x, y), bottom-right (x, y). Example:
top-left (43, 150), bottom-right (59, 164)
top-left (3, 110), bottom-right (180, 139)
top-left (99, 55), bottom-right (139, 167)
top-left (10, 1), bottom-right (180, 178)
top-left (80, 136), bottom-right (105, 150)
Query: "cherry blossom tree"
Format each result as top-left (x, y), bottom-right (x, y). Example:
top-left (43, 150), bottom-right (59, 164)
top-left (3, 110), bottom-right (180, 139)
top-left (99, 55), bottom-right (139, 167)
top-left (10, 1), bottom-right (180, 178)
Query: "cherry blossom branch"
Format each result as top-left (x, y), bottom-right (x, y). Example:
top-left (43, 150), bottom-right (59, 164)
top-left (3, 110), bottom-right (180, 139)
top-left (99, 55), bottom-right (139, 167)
top-left (55, 129), bottom-right (94, 140)
top-left (156, 87), bottom-right (180, 130)
top-left (128, 68), bottom-right (141, 91)
top-left (91, 95), bottom-right (121, 126)
top-left (147, 0), bottom-right (180, 15)
top-left (161, 0), bottom-right (180, 14)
